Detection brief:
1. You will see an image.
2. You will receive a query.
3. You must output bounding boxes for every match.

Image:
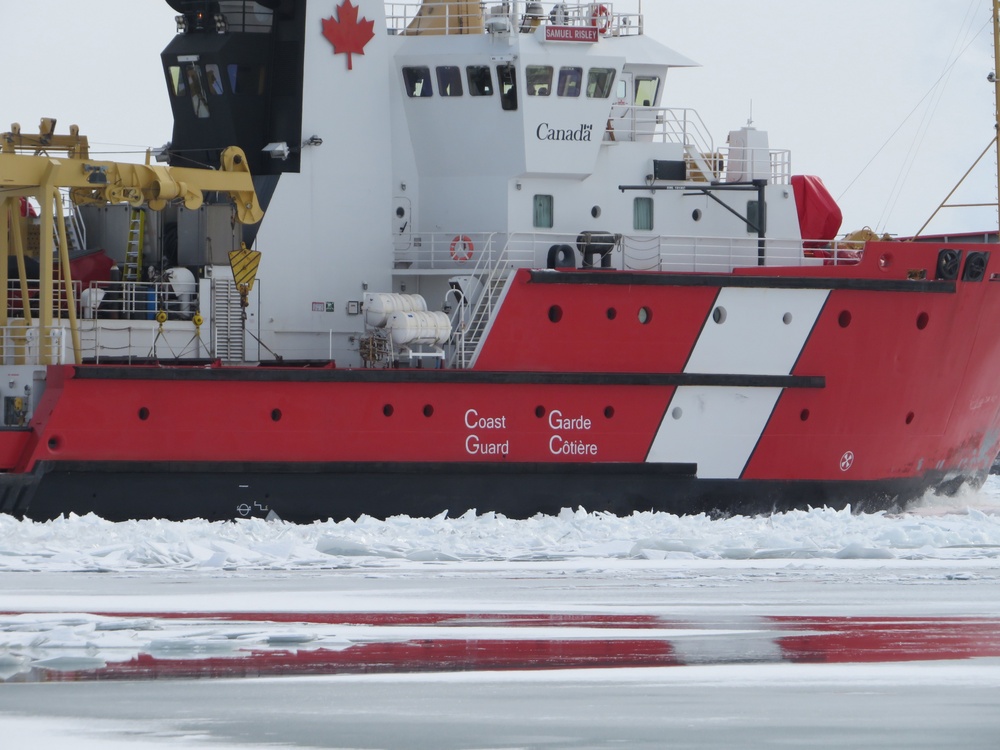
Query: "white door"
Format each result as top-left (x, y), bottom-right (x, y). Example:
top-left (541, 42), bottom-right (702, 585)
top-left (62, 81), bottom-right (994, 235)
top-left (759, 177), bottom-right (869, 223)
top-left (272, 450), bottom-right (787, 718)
top-left (393, 197), bottom-right (412, 251)
top-left (610, 72), bottom-right (633, 142)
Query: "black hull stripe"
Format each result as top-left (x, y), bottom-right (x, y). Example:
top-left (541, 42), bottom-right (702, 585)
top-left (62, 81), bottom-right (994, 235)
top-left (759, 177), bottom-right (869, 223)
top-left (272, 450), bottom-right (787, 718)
top-left (2, 461), bottom-right (974, 523)
top-left (32, 460), bottom-right (699, 476)
top-left (528, 270), bottom-right (956, 294)
top-left (70, 367), bottom-right (825, 388)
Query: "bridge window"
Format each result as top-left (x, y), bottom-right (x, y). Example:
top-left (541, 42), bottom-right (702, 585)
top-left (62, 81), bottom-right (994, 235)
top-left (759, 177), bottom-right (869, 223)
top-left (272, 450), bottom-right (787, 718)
top-left (534, 195), bottom-right (554, 228)
top-left (467, 65), bottom-right (494, 96)
top-left (526, 65), bottom-right (553, 96)
top-left (497, 64), bottom-right (518, 110)
top-left (168, 66), bottom-right (186, 96)
top-left (557, 67), bottom-right (582, 97)
top-left (436, 66), bottom-right (463, 96)
top-left (227, 64), bottom-right (266, 95)
top-left (635, 76), bottom-right (660, 107)
top-left (184, 65), bottom-right (210, 118)
top-left (634, 197), bottom-right (654, 231)
top-left (205, 64), bottom-right (224, 95)
top-left (587, 68), bottom-right (616, 98)
top-left (403, 66), bottom-right (434, 97)
top-left (169, 64), bottom-right (213, 117)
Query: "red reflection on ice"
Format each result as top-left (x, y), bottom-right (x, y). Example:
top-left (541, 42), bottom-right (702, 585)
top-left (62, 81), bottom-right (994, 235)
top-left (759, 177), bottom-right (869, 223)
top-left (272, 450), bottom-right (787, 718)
top-left (771, 616), bottom-right (1000, 663)
top-left (5, 613), bottom-right (1000, 683)
top-left (24, 638), bottom-right (679, 682)
top-left (90, 612), bottom-right (668, 628)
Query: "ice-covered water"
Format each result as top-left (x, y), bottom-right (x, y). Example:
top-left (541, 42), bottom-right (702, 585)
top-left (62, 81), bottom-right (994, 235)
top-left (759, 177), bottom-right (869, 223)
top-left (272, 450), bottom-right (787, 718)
top-left (2, 479), bottom-right (1000, 748)
top-left (1, 479), bottom-right (999, 573)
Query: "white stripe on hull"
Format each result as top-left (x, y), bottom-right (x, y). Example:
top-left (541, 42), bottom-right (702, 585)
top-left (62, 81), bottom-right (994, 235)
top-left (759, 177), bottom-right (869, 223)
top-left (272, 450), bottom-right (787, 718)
top-left (685, 287), bottom-right (829, 375)
top-left (649, 288), bottom-right (829, 478)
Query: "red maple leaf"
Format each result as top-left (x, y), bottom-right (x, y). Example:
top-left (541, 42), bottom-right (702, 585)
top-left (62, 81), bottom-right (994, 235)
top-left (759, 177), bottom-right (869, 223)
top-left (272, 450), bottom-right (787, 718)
top-left (322, 0), bottom-right (375, 71)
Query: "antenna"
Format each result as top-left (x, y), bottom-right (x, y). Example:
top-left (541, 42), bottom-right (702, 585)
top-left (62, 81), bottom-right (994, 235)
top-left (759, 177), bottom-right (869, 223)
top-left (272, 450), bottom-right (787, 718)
top-left (747, 100), bottom-right (754, 128)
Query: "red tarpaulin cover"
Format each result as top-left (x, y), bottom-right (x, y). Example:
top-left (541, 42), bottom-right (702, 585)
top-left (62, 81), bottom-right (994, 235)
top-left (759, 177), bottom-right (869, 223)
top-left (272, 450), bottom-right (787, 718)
top-left (791, 174), bottom-right (842, 244)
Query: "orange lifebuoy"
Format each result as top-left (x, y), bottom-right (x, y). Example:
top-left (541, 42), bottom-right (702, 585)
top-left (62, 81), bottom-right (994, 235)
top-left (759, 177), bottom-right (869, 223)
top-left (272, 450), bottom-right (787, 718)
top-left (590, 4), bottom-right (611, 34)
top-left (450, 235), bottom-right (474, 262)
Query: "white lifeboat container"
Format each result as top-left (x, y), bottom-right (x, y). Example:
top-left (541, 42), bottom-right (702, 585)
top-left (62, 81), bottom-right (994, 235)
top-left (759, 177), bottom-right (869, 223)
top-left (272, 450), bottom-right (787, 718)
top-left (387, 310), bottom-right (452, 347)
top-left (364, 292), bottom-right (428, 327)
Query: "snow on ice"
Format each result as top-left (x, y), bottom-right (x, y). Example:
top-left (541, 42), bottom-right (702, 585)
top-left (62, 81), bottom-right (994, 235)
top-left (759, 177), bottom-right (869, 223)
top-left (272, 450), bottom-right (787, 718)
top-left (1, 479), bottom-right (999, 748)
top-left (0, 480), bottom-right (998, 573)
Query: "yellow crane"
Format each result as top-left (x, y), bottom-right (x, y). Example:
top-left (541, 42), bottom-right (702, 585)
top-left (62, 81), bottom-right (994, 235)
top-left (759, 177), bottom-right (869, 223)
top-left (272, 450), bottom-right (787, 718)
top-left (0, 119), bottom-right (262, 364)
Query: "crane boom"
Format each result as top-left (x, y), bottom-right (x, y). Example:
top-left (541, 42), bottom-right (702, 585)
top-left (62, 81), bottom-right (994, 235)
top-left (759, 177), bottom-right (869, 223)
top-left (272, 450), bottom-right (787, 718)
top-left (0, 120), bottom-right (262, 364)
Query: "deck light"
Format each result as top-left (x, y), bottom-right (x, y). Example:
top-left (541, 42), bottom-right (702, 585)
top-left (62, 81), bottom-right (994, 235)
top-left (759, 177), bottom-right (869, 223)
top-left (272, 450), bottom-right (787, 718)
top-left (263, 142), bottom-right (290, 161)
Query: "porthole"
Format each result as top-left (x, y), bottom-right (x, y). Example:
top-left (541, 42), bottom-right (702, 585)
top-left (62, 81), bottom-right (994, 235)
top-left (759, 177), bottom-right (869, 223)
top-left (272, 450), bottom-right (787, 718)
top-left (271, 408), bottom-right (282, 422)
top-left (638, 306), bottom-right (653, 325)
top-left (383, 404), bottom-right (394, 417)
top-left (395, 206), bottom-right (405, 218)
top-left (591, 205), bottom-right (602, 218)
top-left (423, 404), bottom-right (434, 417)
top-left (671, 407), bottom-right (683, 420)
top-left (800, 409), bottom-right (810, 422)
top-left (782, 312), bottom-right (793, 325)
top-left (604, 406), bottom-right (615, 419)
top-left (692, 209), bottom-right (702, 221)
top-left (838, 310), bottom-right (852, 328)
top-left (905, 412), bottom-right (915, 425)
top-left (879, 253), bottom-right (893, 270)
top-left (47, 436), bottom-right (61, 451)
top-left (916, 312), bottom-right (929, 330)
top-left (606, 307), bottom-right (617, 320)
top-left (548, 305), bottom-right (563, 323)
top-left (712, 306), bottom-right (727, 325)
top-left (138, 407), bottom-right (150, 421)
top-left (535, 405), bottom-right (546, 418)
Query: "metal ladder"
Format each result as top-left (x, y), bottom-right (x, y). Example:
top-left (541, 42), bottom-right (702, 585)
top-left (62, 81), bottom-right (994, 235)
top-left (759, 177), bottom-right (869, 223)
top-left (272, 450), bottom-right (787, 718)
top-left (123, 209), bottom-right (145, 282)
top-left (50, 192), bottom-right (87, 253)
top-left (456, 272), bottom-right (508, 368)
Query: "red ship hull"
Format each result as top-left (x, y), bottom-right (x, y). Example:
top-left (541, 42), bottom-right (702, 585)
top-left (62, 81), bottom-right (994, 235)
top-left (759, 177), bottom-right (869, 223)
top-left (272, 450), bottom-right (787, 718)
top-left (3, 242), bottom-right (999, 522)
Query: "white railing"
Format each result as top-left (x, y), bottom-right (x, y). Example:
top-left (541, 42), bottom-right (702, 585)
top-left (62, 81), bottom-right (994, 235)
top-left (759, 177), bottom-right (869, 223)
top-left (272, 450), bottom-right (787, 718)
top-left (446, 231), bottom-right (524, 367)
top-left (0, 325), bottom-right (69, 365)
top-left (0, 319), bottom-right (212, 365)
top-left (79, 280), bottom-right (198, 322)
top-left (609, 107), bottom-right (715, 154)
top-left (394, 231), bottom-right (533, 270)
top-left (385, 2), bottom-right (643, 37)
top-left (4, 280), bottom-right (83, 318)
top-left (80, 320), bottom-right (210, 363)
top-left (606, 107), bottom-right (791, 184)
top-left (620, 235), bottom-right (863, 273)
top-left (5, 279), bottom-right (200, 322)
top-left (396, 230), bottom-right (864, 277)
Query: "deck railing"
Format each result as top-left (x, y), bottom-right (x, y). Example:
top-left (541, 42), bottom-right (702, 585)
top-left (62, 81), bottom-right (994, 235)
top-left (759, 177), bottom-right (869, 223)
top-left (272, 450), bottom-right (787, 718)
top-left (0, 325), bottom-right (69, 365)
top-left (4, 280), bottom-right (83, 318)
top-left (394, 231), bottom-right (862, 274)
top-left (606, 107), bottom-right (791, 185)
top-left (4, 279), bottom-right (199, 322)
top-left (385, 2), bottom-right (643, 37)
top-left (0, 319), bottom-right (212, 365)
top-left (394, 231), bottom-right (535, 271)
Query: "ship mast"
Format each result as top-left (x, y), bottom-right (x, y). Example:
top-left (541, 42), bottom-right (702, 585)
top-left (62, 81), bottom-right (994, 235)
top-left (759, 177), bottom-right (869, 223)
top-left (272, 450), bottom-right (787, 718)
top-left (994, 0), bottom-right (1000, 229)
top-left (914, 2), bottom-right (1000, 236)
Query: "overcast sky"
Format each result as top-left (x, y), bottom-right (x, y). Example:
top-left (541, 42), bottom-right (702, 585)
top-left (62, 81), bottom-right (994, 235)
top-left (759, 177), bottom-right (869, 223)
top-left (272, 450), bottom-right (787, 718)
top-left (3, 0), bottom-right (997, 236)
